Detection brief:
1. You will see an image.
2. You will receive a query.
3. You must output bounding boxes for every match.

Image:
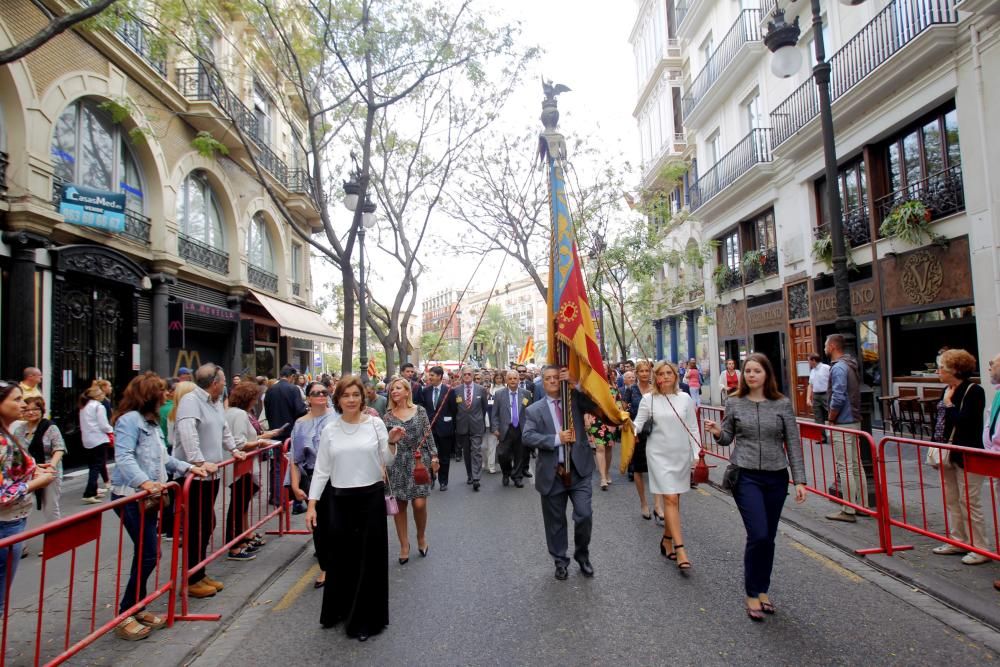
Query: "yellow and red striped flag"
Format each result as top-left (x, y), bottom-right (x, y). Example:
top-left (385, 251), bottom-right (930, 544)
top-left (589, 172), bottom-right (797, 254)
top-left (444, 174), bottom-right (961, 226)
top-left (366, 358), bottom-right (377, 379)
top-left (516, 336), bottom-right (535, 365)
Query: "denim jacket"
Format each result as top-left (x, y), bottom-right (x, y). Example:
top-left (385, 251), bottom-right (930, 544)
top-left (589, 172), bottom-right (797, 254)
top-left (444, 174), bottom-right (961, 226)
top-left (110, 411), bottom-right (191, 494)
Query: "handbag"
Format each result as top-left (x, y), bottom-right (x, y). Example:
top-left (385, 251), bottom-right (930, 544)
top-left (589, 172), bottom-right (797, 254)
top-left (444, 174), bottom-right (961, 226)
top-left (928, 390), bottom-right (966, 469)
top-left (377, 421), bottom-right (400, 515)
top-left (721, 464), bottom-right (741, 492)
top-left (691, 452), bottom-right (709, 486)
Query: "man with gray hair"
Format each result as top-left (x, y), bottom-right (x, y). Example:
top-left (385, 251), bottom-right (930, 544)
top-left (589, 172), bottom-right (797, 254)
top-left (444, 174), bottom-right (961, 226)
top-left (455, 366), bottom-right (488, 491)
top-left (175, 363), bottom-right (247, 598)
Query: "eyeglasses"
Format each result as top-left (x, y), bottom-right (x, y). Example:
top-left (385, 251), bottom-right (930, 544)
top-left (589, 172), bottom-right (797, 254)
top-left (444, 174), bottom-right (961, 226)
top-left (309, 391), bottom-right (329, 398)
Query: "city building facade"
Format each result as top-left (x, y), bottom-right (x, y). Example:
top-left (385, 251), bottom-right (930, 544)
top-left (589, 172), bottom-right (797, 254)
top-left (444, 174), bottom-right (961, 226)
top-left (460, 275), bottom-right (548, 368)
top-left (0, 1), bottom-right (334, 461)
top-left (632, 0), bottom-right (999, 418)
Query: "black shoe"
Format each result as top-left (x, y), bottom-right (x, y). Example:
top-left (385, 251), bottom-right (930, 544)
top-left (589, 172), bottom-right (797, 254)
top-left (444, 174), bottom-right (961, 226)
top-left (523, 471), bottom-right (533, 478)
top-left (514, 479), bottom-right (524, 488)
top-left (628, 472), bottom-right (635, 482)
top-left (292, 503), bottom-right (306, 515)
top-left (466, 478), bottom-right (473, 485)
top-left (554, 564), bottom-right (569, 580)
top-left (440, 484), bottom-right (448, 492)
top-left (473, 481), bottom-right (480, 492)
top-left (358, 634), bottom-right (369, 642)
top-left (576, 558), bottom-right (595, 577)
top-left (502, 475), bottom-right (510, 487)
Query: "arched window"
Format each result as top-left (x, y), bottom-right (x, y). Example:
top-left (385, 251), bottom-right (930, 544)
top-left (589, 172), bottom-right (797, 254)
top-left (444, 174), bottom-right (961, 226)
top-left (50, 99), bottom-right (145, 212)
top-left (247, 213), bottom-right (274, 271)
top-left (177, 171), bottom-right (225, 249)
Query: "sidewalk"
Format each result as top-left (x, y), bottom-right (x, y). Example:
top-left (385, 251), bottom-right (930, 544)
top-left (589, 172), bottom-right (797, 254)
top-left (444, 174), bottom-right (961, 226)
top-left (703, 428), bottom-right (1000, 631)
top-left (2, 471), bottom-right (311, 667)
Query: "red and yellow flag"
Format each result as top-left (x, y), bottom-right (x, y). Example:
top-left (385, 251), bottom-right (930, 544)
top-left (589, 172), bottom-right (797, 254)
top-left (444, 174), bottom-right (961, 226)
top-left (516, 336), bottom-right (535, 365)
top-left (546, 158), bottom-right (634, 470)
top-left (366, 358), bottom-right (377, 379)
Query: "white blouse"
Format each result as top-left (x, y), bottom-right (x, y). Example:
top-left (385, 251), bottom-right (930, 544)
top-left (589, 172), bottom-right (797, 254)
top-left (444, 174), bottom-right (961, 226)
top-left (308, 415), bottom-right (394, 499)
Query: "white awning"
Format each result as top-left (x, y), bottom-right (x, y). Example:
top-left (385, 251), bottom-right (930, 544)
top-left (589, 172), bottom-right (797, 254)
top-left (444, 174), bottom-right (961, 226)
top-left (251, 291), bottom-right (340, 345)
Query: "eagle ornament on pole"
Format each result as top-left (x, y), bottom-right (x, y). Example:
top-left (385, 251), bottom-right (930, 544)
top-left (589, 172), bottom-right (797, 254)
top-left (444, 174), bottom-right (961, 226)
top-left (539, 80), bottom-right (635, 477)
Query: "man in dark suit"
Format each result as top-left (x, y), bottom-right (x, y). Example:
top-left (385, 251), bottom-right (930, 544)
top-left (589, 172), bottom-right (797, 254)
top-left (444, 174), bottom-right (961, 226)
top-left (491, 370), bottom-right (532, 488)
top-left (418, 366), bottom-right (458, 491)
top-left (263, 364), bottom-right (307, 509)
top-left (522, 365), bottom-right (597, 581)
top-left (455, 366), bottom-right (488, 491)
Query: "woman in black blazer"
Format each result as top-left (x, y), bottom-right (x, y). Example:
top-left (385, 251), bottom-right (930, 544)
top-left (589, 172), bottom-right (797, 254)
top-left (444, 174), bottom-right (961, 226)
top-left (931, 349), bottom-right (988, 564)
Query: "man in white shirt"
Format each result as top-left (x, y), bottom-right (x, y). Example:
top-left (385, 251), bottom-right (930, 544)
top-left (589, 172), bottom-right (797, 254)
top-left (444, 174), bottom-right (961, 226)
top-left (806, 353), bottom-right (831, 445)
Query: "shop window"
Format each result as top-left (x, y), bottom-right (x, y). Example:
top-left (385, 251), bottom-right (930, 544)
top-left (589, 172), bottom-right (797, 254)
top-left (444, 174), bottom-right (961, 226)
top-left (177, 171), bottom-right (225, 249)
top-left (247, 213), bottom-right (274, 272)
top-left (51, 99), bottom-right (145, 212)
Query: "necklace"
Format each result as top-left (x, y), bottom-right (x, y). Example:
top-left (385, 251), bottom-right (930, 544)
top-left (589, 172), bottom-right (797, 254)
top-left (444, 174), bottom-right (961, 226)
top-left (339, 417), bottom-right (363, 435)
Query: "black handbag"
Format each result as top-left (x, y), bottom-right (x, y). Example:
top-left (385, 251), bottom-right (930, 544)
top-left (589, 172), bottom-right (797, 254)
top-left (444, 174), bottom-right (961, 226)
top-left (721, 464), bottom-right (740, 492)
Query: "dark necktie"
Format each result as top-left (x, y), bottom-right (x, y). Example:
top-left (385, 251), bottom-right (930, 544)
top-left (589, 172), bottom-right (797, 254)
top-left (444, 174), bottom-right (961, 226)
top-left (433, 386), bottom-right (440, 407)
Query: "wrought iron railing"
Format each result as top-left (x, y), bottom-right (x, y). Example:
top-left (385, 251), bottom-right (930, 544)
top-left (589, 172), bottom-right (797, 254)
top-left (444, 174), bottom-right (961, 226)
top-left (722, 267), bottom-right (742, 291)
top-left (681, 9), bottom-right (763, 118)
top-left (874, 164), bottom-right (965, 232)
top-left (816, 202), bottom-right (872, 249)
top-left (292, 282), bottom-right (301, 297)
top-left (179, 232), bottom-right (229, 274)
top-left (176, 65), bottom-right (258, 141)
top-left (255, 143), bottom-right (288, 185)
top-left (286, 169), bottom-right (314, 197)
top-left (248, 265), bottom-right (278, 291)
top-left (116, 19), bottom-right (166, 75)
top-left (0, 151), bottom-right (8, 199)
top-left (51, 177), bottom-right (151, 245)
top-left (690, 128), bottom-right (772, 211)
top-left (770, 0), bottom-right (959, 147)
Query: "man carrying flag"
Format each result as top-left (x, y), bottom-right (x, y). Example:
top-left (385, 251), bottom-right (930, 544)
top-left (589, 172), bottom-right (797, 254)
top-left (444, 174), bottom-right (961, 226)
top-left (522, 81), bottom-right (633, 581)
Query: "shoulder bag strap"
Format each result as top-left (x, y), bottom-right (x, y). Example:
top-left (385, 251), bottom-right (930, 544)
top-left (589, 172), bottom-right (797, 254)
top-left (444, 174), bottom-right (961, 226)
top-left (947, 387), bottom-right (969, 444)
top-left (661, 393), bottom-right (702, 449)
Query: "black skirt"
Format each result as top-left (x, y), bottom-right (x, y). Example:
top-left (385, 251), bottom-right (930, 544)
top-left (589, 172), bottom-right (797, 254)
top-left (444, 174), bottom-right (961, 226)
top-left (631, 434), bottom-right (649, 473)
top-left (319, 481), bottom-right (389, 638)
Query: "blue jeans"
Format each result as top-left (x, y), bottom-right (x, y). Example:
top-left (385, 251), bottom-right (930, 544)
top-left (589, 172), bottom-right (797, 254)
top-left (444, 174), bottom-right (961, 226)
top-left (0, 517), bottom-right (27, 610)
top-left (732, 469), bottom-right (788, 598)
top-left (112, 495), bottom-right (160, 614)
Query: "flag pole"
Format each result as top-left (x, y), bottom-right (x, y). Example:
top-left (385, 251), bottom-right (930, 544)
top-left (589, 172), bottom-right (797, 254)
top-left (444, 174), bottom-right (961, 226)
top-left (540, 81), bottom-right (574, 480)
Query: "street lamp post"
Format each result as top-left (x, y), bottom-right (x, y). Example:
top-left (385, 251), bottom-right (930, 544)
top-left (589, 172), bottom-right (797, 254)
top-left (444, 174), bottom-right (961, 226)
top-left (343, 168), bottom-right (377, 380)
top-left (765, 0), bottom-right (862, 351)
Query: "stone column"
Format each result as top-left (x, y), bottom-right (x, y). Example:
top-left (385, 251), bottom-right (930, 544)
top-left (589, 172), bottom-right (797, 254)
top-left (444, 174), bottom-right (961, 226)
top-left (686, 309), bottom-right (698, 361)
top-left (226, 293), bottom-right (244, 376)
top-left (149, 273), bottom-right (177, 377)
top-left (668, 317), bottom-right (679, 364)
top-left (654, 319), bottom-right (664, 362)
top-left (2, 231), bottom-right (48, 377)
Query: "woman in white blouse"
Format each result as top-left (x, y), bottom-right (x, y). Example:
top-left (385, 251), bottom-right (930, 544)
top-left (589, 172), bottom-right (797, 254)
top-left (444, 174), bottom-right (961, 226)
top-left (79, 386), bottom-right (113, 504)
top-left (305, 376), bottom-right (404, 642)
top-left (633, 361), bottom-right (700, 571)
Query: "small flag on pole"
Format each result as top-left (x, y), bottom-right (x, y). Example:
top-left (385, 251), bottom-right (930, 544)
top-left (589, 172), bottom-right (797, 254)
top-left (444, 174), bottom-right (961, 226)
top-left (366, 358), bottom-right (377, 379)
top-left (516, 336), bottom-right (535, 365)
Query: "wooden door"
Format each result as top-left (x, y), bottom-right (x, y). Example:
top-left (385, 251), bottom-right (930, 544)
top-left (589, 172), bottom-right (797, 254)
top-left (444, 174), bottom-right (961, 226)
top-left (789, 322), bottom-right (814, 417)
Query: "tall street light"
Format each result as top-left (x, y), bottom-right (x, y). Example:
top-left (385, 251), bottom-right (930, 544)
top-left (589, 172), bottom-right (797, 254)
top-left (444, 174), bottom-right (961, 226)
top-left (343, 169), bottom-right (377, 380)
top-left (765, 0), bottom-right (865, 352)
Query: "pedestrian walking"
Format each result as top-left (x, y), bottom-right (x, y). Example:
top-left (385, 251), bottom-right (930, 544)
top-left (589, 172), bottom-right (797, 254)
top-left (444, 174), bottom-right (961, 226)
top-left (491, 370), bottom-right (531, 488)
top-left (625, 360), bottom-right (661, 521)
top-left (521, 366), bottom-right (598, 581)
top-left (806, 353), bottom-right (831, 445)
top-left (704, 353), bottom-right (807, 621)
top-left (418, 366), bottom-right (457, 491)
top-left (174, 364), bottom-right (247, 599)
top-left (18, 367), bottom-right (42, 400)
top-left (0, 380), bottom-right (54, 611)
top-left (482, 377), bottom-right (499, 474)
top-left (14, 396), bottom-right (66, 532)
top-left (383, 378), bottom-right (438, 565)
top-left (684, 360), bottom-right (703, 408)
top-left (719, 358), bottom-right (740, 398)
top-left (824, 334), bottom-right (866, 522)
top-left (305, 376), bottom-right (404, 641)
top-left (455, 367), bottom-right (488, 491)
top-left (109, 372), bottom-right (207, 641)
top-left (930, 349), bottom-right (989, 565)
top-left (633, 361), bottom-right (700, 570)
top-left (79, 385), bottom-right (113, 504)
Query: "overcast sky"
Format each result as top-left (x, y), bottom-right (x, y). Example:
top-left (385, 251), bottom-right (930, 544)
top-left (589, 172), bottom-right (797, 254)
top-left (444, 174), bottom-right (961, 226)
top-left (315, 0), bottom-right (640, 315)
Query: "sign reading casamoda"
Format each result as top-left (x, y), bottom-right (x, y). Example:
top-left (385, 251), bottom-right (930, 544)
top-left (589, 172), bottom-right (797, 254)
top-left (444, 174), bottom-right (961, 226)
top-left (812, 283), bottom-right (877, 323)
top-left (59, 184), bottom-right (126, 232)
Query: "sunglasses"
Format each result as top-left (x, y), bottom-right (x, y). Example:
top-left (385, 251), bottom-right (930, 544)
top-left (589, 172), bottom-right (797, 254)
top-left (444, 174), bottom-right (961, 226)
top-left (309, 390), bottom-right (329, 398)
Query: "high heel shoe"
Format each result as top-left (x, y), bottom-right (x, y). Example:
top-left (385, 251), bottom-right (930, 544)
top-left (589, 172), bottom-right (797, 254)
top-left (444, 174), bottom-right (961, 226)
top-left (418, 544), bottom-right (429, 558)
top-left (659, 535), bottom-right (675, 560)
top-left (674, 545), bottom-right (691, 570)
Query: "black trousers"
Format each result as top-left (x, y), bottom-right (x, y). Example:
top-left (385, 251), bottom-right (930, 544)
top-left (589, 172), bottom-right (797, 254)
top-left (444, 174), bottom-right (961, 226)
top-left (497, 428), bottom-right (525, 481)
top-left (187, 479), bottom-right (221, 584)
top-left (540, 472), bottom-right (593, 566)
top-left (225, 474), bottom-right (259, 543)
top-left (434, 434), bottom-right (455, 486)
top-left (83, 444), bottom-right (109, 497)
top-left (732, 468), bottom-right (788, 598)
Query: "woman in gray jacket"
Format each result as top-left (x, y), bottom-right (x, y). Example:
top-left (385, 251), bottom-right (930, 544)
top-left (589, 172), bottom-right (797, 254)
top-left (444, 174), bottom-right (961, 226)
top-left (705, 353), bottom-right (807, 622)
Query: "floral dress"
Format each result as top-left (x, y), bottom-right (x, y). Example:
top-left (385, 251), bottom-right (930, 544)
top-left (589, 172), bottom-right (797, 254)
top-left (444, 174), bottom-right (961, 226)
top-left (586, 384), bottom-right (619, 449)
top-left (383, 406), bottom-right (437, 501)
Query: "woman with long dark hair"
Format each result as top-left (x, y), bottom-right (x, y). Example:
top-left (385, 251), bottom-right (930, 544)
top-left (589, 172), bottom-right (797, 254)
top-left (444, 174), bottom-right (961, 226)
top-left (705, 353), bottom-right (806, 621)
top-left (305, 376), bottom-right (404, 641)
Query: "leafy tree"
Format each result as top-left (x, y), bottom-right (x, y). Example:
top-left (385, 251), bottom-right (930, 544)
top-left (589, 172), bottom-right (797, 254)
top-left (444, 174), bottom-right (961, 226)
top-left (0, 0), bottom-right (119, 65)
top-left (473, 304), bottom-right (524, 368)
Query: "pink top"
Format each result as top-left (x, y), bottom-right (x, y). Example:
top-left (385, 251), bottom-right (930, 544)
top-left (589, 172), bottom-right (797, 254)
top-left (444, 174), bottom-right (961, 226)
top-left (686, 368), bottom-right (701, 389)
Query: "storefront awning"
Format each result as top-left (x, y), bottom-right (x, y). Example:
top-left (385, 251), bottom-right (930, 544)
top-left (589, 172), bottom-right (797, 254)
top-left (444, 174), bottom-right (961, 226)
top-left (251, 291), bottom-right (340, 345)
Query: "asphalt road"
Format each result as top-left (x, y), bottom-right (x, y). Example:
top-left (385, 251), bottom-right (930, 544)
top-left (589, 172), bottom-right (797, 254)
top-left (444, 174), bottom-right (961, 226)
top-left (192, 461), bottom-right (1000, 667)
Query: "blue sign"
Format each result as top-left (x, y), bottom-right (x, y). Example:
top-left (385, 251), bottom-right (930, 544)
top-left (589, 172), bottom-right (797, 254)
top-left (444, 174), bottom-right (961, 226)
top-left (59, 184), bottom-right (126, 232)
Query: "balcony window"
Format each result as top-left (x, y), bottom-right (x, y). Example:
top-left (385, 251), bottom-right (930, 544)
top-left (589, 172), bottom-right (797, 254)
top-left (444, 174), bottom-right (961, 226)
top-left (51, 99), bottom-right (145, 213)
top-left (743, 90), bottom-right (762, 132)
top-left (721, 230), bottom-right (739, 271)
top-left (253, 81), bottom-right (273, 147)
top-left (178, 171), bottom-right (225, 250)
top-left (816, 157), bottom-right (871, 247)
top-left (247, 213), bottom-right (274, 272)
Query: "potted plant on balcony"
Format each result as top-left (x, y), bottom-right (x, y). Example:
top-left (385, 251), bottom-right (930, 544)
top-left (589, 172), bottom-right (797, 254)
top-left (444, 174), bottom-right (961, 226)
top-left (712, 264), bottom-right (730, 295)
top-left (742, 249), bottom-right (768, 275)
top-left (811, 230), bottom-right (859, 271)
top-left (879, 199), bottom-right (945, 248)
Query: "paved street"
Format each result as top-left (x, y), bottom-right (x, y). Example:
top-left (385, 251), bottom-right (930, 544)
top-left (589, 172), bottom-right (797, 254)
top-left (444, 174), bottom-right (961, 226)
top-left (190, 456), bottom-right (1000, 667)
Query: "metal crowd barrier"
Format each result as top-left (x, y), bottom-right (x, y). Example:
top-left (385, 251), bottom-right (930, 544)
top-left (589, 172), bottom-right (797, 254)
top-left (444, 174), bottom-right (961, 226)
top-left (0, 485), bottom-right (179, 667)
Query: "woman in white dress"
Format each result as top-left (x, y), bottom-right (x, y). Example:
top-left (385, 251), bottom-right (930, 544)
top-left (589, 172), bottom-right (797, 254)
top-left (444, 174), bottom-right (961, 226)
top-left (633, 360), bottom-right (700, 570)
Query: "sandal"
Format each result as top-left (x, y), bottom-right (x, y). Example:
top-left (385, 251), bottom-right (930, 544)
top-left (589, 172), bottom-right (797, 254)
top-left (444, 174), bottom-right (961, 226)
top-left (641, 507), bottom-right (652, 520)
top-left (115, 616), bottom-right (151, 641)
top-left (134, 611), bottom-right (166, 629)
top-left (745, 599), bottom-right (765, 622)
top-left (759, 600), bottom-right (776, 614)
top-left (600, 481), bottom-right (609, 491)
top-left (659, 535), bottom-right (676, 560)
top-left (674, 544), bottom-right (691, 570)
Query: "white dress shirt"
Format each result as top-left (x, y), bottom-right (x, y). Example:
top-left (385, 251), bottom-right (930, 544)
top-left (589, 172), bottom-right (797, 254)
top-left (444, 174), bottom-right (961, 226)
top-left (308, 416), bottom-right (394, 499)
top-left (809, 363), bottom-right (831, 393)
top-left (79, 399), bottom-right (113, 449)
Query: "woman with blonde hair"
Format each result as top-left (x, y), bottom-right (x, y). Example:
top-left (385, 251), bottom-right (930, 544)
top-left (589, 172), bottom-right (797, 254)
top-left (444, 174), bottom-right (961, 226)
top-left (382, 378), bottom-right (439, 564)
top-left (633, 361), bottom-right (700, 570)
top-left (625, 360), bottom-right (661, 521)
top-left (80, 385), bottom-right (113, 503)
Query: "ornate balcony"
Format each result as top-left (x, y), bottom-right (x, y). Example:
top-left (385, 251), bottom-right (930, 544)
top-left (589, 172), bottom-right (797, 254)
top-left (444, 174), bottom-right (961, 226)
top-left (722, 267), bottom-right (742, 292)
top-left (176, 65), bottom-right (258, 143)
top-left (690, 129), bottom-right (772, 211)
top-left (681, 9), bottom-right (763, 120)
top-left (875, 165), bottom-right (965, 231)
top-left (115, 19), bottom-right (166, 75)
top-left (770, 0), bottom-right (959, 148)
top-left (0, 151), bottom-right (7, 199)
top-left (179, 232), bottom-right (229, 275)
top-left (286, 169), bottom-right (314, 198)
top-left (248, 265), bottom-right (278, 291)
